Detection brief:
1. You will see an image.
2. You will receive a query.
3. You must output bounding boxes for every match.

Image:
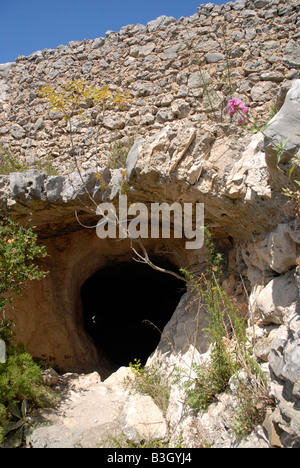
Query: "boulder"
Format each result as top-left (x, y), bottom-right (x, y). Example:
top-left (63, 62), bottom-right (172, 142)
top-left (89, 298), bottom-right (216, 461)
top-left (121, 395), bottom-right (168, 442)
top-left (264, 79), bottom-right (300, 164)
top-left (255, 270), bottom-right (298, 325)
top-left (268, 224), bottom-right (297, 274)
top-left (268, 322), bottom-right (300, 447)
top-left (41, 368), bottom-right (60, 387)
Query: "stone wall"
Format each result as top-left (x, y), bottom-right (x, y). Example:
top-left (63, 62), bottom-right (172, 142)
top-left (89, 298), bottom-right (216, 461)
top-left (0, 0), bottom-right (299, 174)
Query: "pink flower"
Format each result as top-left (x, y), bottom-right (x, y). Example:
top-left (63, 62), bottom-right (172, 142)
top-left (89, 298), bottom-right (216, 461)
top-left (227, 98), bottom-right (249, 124)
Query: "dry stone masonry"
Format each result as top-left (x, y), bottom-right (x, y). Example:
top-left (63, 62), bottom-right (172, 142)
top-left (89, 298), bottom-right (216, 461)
top-left (0, 0), bottom-right (300, 449)
top-left (0, 0), bottom-right (299, 174)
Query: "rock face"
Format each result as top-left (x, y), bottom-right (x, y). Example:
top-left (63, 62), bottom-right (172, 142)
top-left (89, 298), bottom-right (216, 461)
top-left (0, 0), bottom-right (300, 450)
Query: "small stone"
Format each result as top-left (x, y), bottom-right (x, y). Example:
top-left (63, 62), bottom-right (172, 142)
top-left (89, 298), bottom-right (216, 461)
top-left (11, 123), bottom-right (26, 139)
top-left (171, 99), bottom-right (190, 119)
top-left (162, 45), bottom-right (180, 61)
top-left (283, 40), bottom-right (300, 69)
top-left (41, 368), bottom-right (60, 387)
top-left (205, 53), bottom-right (225, 63)
top-left (188, 71), bottom-right (212, 89)
top-left (103, 113), bottom-right (125, 130)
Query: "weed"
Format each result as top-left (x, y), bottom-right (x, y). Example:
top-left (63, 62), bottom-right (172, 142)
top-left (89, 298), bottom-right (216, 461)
top-left (176, 230), bottom-right (271, 438)
top-left (129, 359), bottom-right (170, 416)
top-left (107, 138), bottom-right (134, 170)
top-left (0, 146), bottom-right (28, 174)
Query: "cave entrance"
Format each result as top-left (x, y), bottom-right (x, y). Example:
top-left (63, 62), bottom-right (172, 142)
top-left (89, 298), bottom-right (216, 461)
top-left (80, 260), bottom-right (186, 369)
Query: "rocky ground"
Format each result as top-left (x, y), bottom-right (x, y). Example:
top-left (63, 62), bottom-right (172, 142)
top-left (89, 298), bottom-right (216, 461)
top-left (28, 367), bottom-right (169, 449)
top-left (29, 369), bottom-right (133, 448)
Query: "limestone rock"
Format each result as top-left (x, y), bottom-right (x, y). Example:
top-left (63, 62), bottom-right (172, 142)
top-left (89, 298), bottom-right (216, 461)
top-left (150, 291), bottom-right (209, 361)
top-left (104, 366), bottom-right (134, 390)
top-left (268, 322), bottom-right (300, 447)
top-left (41, 368), bottom-right (60, 387)
top-left (10, 170), bottom-right (46, 201)
top-left (255, 270), bottom-right (298, 325)
top-left (264, 79), bottom-right (300, 165)
top-left (10, 124), bottom-right (26, 139)
top-left (188, 71), bottom-right (212, 89)
top-left (147, 15), bottom-right (175, 32)
top-left (103, 113), bottom-right (125, 130)
top-left (0, 62), bottom-right (14, 78)
top-left (283, 40), bottom-right (300, 69)
top-left (262, 409), bottom-right (283, 448)
top-left (122, 395), bottom-right (168, 442)
top-left (126, 136), bottom-right (144, 179)
top-left (268, 224), bottom-right (297, 274)
top-left (239, 222), bottom-right (299, 279)
top-left (253, 0), bottom-right (274, 8)
top-left (205, 53), bottom-right (225, 63)
top-left (30, 425), bottom-right (76, 449)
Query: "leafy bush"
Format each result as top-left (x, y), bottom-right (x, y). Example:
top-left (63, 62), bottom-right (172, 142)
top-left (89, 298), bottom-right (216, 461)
top-left (0, 218), bottom-right (48, 313)
top-left (0, 343), bottom-right (53, 446)
top-left (0, 218), bottom-right (50, 446)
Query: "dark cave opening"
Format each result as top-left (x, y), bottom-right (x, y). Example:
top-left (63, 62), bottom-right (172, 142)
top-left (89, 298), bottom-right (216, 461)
top-left (80, 260), bottom-right (186, 368)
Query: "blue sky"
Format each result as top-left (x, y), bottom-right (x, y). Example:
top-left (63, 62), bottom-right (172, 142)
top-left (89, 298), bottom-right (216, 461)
top-left (0, 0), bottom-right (227, 64)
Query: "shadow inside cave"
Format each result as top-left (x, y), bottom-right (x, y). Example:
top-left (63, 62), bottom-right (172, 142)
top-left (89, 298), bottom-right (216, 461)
top-left (80, 260), bottom-right (186, 368)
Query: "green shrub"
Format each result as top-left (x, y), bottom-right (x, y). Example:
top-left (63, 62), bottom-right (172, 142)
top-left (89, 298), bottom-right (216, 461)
top-left (0, 217), bottom-right (48, 313)
top-left (0, 344), bottom-right (45, 405)
top-left (0, 403), bottom-right (7, 443)
top-left (0, 218), bottom-right (50, 446)
top-left (0, 342), bottom-right (54, 446)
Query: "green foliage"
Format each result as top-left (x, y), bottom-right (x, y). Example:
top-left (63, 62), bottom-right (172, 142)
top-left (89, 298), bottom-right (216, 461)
top-left (33, 154), bottom-right (59, 176)
top-left (0, 146), bottom-right (58, 176)
top-left (40, 79), bottom-right (132, 172)
top-left (0, 343), bottom-right (53, 446)
top-left (0, 146), bottom-right (29, 175)
top-left (0, 218), bottom-right (48, 314)
top-left (177, 231), bottom-right (269, 437)
top-left (269, 103), bottom-right (278, 120)
top-left (233, 378), bottom-right (268, 439)
top-left (0, 345), bottom-right (43, 404)
top-left (0, 218), bottom-right (50, 446)
top-left (107, 138), bottom-right (134, 169)
top-left (129, 359), bottom-right (170, 416)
